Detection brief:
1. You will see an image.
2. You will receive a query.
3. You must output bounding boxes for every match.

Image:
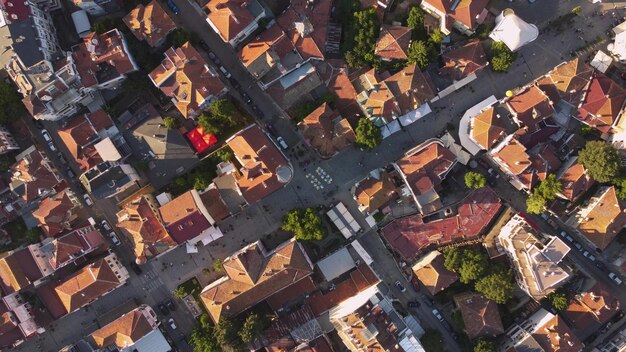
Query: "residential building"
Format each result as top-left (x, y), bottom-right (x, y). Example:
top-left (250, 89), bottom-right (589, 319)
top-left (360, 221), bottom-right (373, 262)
top-left (375, 25), bottom-right (412, 61)
top-left (1, 0), bottom-right (60, 66)
top-left (39, 225), bottom-right (107, 271)
top-left (239, 26), bottom-right (296, 81)
top-left (73, 0), bottom-right (119, 16)
top-left (497, 215), bottom-right (571, 301)
top-left (420, 0), bottom-right (489, 35)
top-left (72, 29), bottom-right (139, 90)
top-left (0, 292), bottom-right (43, 348)
top-left (87, 305), bottom-right (171, 351)
top-left (575, 71), bottom-right (626, 134)
top-left (542, 58), bottom-right (593, 106)
top-left (157, 189), bottom-right (222, 245)
top-left (0, 127), bottom-right (19, 155)
top-left (454, 292), bottom-right (503, 339)
top-left (79, 161), bottom-right (141, 201)
top-left (355, 64), bottom-right (435, 126)
top-left (354, 170), bottom-right (397, 215)
top-left (556, 162), bottom-right (594, 203)
top-left (611, 21), bottom-right (626, 63)
top-left (204, 0), bottom-right (266, 46)
top-left (506, 85), bottom-right (555, 133)
top-left (54, 253), bottom-right (128, 315)
top-left (382, 187), bottom-right (502, 259)
top-left (32, 191), bottom-right (78, 237)
top-left (298, 103), bottom-right (355, 158)
top-left (501, 309), bottom-right (583, 352)
top-left (467, 106), bottom-right (507, 151)
top-left (567, 186), bottom-right (626, 251)
top-left (563, 282), bottom-right (620, 336)
top-left (329, 287), bottom-right (425, 352)
top-left (596, 325), bottom-right (626, 352)
top-left (58, 110), bottom-right (117, 171)
top-left (222, 124), bottom-right (292, 204)
top-left (328, 69), bottom-right (361, 119)
top-left (411, 250), bottom-right (458, 295)
top-left (488, 134), bottom-right (561, 192)
top-left (10, 146), bottom-right (63, 203)
top-left (123, 0), bottom-right (176, 47)
top-left (276, 0), bottom-right (331, 60)
top-left (266, 62), bottom-right (323, 110)
top-left (441, 40), bottom-right (488, 82)
top-left (393, 139), bottom-right (457, 213)
top-left (200, 238), bottom-right (314, 323)
top-left (149, 43), bottom-right (226, 119)
top-left (117, 194), bottom-right (175, 264)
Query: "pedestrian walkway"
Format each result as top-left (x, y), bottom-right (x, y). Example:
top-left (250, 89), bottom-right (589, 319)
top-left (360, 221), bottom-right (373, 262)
top-left (138, 268), bottom-right (165, 293)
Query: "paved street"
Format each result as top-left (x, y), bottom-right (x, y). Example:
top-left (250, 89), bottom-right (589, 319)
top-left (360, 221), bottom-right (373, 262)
top-left (15, 0), bottom-right (626, 351)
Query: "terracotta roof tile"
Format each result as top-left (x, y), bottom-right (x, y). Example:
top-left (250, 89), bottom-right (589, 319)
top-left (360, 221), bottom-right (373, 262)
top-left (375, 25), bottom-right (412, 61)
top-left (412, 251), bottom-right (458, 295)
top-left (576, 187), bottom-right (626, 250)
top-left (470, 107), bottom-right (506, 150)
top-left (32, 191), bottom-right (75, 237)
top-left (90, 306), bottom-right (155, 348)
top-left (328, 69), bottom-right (361, 119)
top-left (355, 171), bottom-right (397, 213)
top-left (442, 40), bottom-right (488, 81)
top-left (57, 112), bottom-right (107, 172)
top-left (507, 85), bottom-right (555, 132)
top-left (548, 58), bottom-right (593, 105)
top-left (531, 314), bottom-right (583, 352)
top-left (454, 292), bottom-right (504, 339)
top-left (199, 187), bottom-right (231, 222)
top-left (423, 0), bottom-right (489, 30)
top-left (158, 190), bottom-right (212, 244)
top-left (49, 226), bottom-right (106, 270)
top-left (276, 0), bottom-right (332, 59)
top-left (205, 0), bottom-right (256, 42)
top-left (298, 103), bottom-right (355, 158)
top-left (396, 140), bottom-right (456, 199)
top-left (0, 251), bottom-right (31, 294)
top-left (123, 0), bottom-right (176, 47)
top-left (577, 71), bottom-right (626, 133)
top-left (384, 64), bottom-right (436, 114)
top-left (558, 163), bottom-right (594, 202)
top-left (10, 148), bottom-right (62, 202)
top-left (563, 282), bottom-right (620, 333)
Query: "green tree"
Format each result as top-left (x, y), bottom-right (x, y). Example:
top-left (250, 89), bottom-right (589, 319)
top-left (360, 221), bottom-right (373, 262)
top-left (167, 28), bottom-right (197, 48)
top-left (407, 6), bottom-right (425, 30)
top-left (549, 292), bottom-right (568, 311)
top-left (197, 114), bottom-right (220, 135)
top-left (615, 177), bottom-right (626, 200)
top-left (0, 82), bottom-right (25, 124)
top-left (239, 313), bottom-right (266, 344)
top-left (173, 286), bottom-right (187, 299)
top-left (291, 100), bottom-right (317, 121)
top-left (407, 40), bottom-right (436, 69)
top-left (282, 208), bottom-right (326, 241)
top-left (429, 28), bottom-right (445, 44)
top-left (420, 329), bottom-right (444, 352)
top-left (474, 338), bottom-right (496, 352)
top-left (489, 41), bottom-right (516, 72)
top-left (465, 171), bottom-right (486, 189)
top-left (193, 175), bottom-right (209, 191)
top-left (458, 249), bottom-right (488, 284)
top-left (171, 177), bottom-right (189, 195)
top-left (355, 118), bottom-right (382, 150)
top-left (213, 318), bottom-right (240, 348)
top-left (475, 269), bottom-right (514, 304)
top-left (535, 174), bottom-right (562, 201)
top-left (526, 193), bottom-right (547, 214)
top-left (215, 148), bottom-right (234, 162)
top-left (212, 259), bottom-right (223, 272)
top-left (579, 141), bottom-right (621, 183)
top-left (344, 8), bottom-right (379, 68)
top-left (210, 98), bottom-right (236, 121)
top-left (442, 247), bottom-right (462, 272)
top-left (189, 315), bottom-right (220, 352)
top-left (163, 116), bottom-right (181, 130)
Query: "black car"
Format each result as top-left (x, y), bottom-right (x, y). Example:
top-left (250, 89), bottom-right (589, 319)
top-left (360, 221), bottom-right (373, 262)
top-left (165, 299), bottom-right (176, 311)
top-left (158, 304), bottom-right (170, 316)
top-left (199, 40), bottom-right (210, 52)
top-left (596, 261), bottom-right (608, 272)
top-left (407, 301), bottom-right (420, 308)
top-left (129, 262), bottom-right (142, 275)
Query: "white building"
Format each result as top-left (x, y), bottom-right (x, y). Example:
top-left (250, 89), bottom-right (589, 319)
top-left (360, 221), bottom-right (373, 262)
top-left (0, 127), bottom-right (19, 155)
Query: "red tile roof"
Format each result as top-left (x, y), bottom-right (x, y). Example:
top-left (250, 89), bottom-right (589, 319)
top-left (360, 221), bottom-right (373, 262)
top-left (412, 251), bottom-right (458, 295)
top-left (49, 226), bottom-right (107, 270)
top-left (547, 58), bottom-right (593, 105)
top-left (470, 107), bottom-right (507, 150)
top-left (10, 148), bottom-right (62, 202)
top-left (382, 187), bottom-right (502, 260)
top-left (454, 292), bottom-right (504, 339)
top-left (276, 0), bottom-right (332, 59)
top-left (563, 282), bottom-right (620, 333)
top-left (558, 163), bottom-right (594, 202)
top-left (576, 187), bottom-right (626, 250)
top-left (577, 71), bottom-right (626, 133)
top-left (90, 306), bottom-right (156, 348)
top-left (423, 0), bottom-right (489, 30)
top-left (158, 190), bottom-right (212, 244)
top-left (442, 40), bottom-right (488, 81)
top-left (73, 29), bottom-right (137, 88)
top-left (328, 69), bottom-right (361, 119)
top-left (58, 111), bottom-right (112, 171)
top-left (532, 314), bottom-right (583, 352)
top-left (355, 171), bottom-right (397, 213)
top-left (123, 0), bottom-right (176, 47)
top-left (199, 187), bottom-right (231, 222)
top-left (384, 64), bottom-right (436, 114)
top-left (206, 0), bottom-right (256, 42)
top-left (227, 125), bottom-right (290, 203)
top-left (507, 85), bottom-right (555, 132)
top-left (32, 191), bottom-right (75, 237)
top-left (265, 276), bottom-right (316, 311)
top-left (298, 103), bottom-right (355, 158)
top-left (375, 25), bottom-right (412, 61)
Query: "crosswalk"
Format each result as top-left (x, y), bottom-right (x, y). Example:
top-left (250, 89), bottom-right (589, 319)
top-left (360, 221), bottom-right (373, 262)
top-left (137, 269), bottom-right (164, 293)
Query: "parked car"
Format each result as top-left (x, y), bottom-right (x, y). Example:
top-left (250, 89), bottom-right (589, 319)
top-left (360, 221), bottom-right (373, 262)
top-left (59, 154), bottom-right (68, 165)
top-left (596, 261), bottom-right (608, 271)
top-left (83, 194), bottom-right (93, 206)
top-left (166, 0), bottom-right (179, 14)
top-left (264, 123), bottom-right (277, 137)
top-left (168, 318), bottom-right (177, 330)
top-left (394, 280), bottom-right (406, 293)
top-left (431, 308), bottom-right (444, 322)
top-left (158, 304), bottom-right (170, 315)
top-left (87, 217), bottom-right (97, 226)
top-left (109, 232), bottom-right (121, 246)
top-left (199, 40), bottom-right (210, 51)
top-left (540, 213), bottom-right (549, 220)
top-left (67, 168), bottom-right (75, 178)
top-left (276, 136), bottom-right (288, 150)
top-left (48, 141), bottom-right (57, 152)
top-left (166, 299), bottom-right (176, 311)
top-left (574, 242), bottom-right (583, 251)
top-left (207, 51), bottom-right (220, 65)
top-left (101, 220), bottom-right (111, 231)
top-left (609, 272), bottom-right (623, 285)
top-left (41, 129), bottom-right (51, 142)
top-left (407, 301), bottom-right (420, 308)
top-left (560, 231), bottom-right (574, 243)
top-left (219, 66), bottom-right (231, 78)
top-left (130, 261), bottom-right (142, 275)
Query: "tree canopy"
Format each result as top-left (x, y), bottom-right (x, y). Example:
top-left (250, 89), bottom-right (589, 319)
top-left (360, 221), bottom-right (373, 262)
top-left (282, 208), bottom-right (326, 241)
top-left (489, 41), bottom-right (516, 72)
top-left (163, 116), bottom-right (180, 130)
top-left (465, 172), bottom-right (486, 189)
top-left (189, 315), bottom-right (220, 352)
top-left (0, 82), bottom-right (25, 124)
top-left (429, 28), bottom-right (445, 44)
top-left (443, 247), bottom-right (462, 272)
top-left (344, 8), bottom-right (379, 68)
top-left (474, 338), bottom-right (496, 352)
top-left (407, 6), bottom-right (425, 31)
top-left (549, 292), bottom-right (568, 311)
top-left (239, 313), bottom-right (266, 344)
top-left (210, 98), bottom-right (236, 120)
top-left (526, 174), bottom-right (562, 214)
top-left (578, 141), bottom-right (621, 183)
top-left (420, 329), bottom-right (444, 352)
top-left (355, 118), bottom-right (382, 150)
top-left (458, 249), bottom-right (489, 284)
top-left (407, 40), bottom-right (436, 69)
top-left (526, 193), bottom-right (547, 214)
top-left (475, 269), bottom-right (514, 304)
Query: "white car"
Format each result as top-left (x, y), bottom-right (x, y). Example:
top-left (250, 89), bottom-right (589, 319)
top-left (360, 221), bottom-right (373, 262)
top-left (431, 308), bottom-right (444, 322)
top-left (219, 66), bottom-right (231, 78)
top-left (83, 194), bottom-right (93, 206)
top-left (168, 318), bottom-right (177, 330)
top-left (48, 142), bottom-right (57, 152)
top-left (41, 129), bottom-right (51, 142)
top-left (109, 232), bottom-right (121, 246)
top-left (101, 220), bottom-right (111, 231)
top-left (609, 272), bottom-right (623, 285)
top-left (276, 136), bottom-right (288, 150)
